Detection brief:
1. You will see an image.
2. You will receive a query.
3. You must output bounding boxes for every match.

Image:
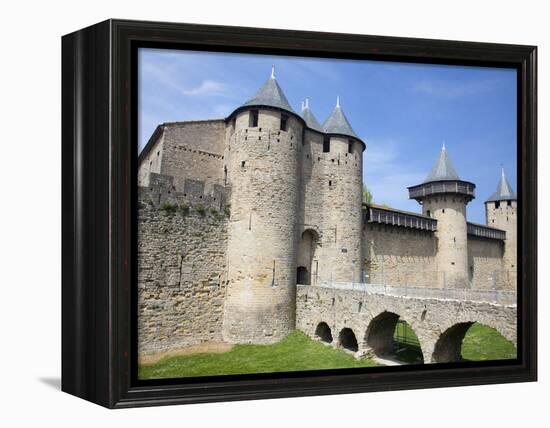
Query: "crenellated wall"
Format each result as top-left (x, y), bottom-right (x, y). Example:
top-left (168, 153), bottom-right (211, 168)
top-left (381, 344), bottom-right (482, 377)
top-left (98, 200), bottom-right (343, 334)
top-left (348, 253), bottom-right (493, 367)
top-left (136, 112), bottom-right (516, 355)
top-left (137, 184), bottom-right (229, 355)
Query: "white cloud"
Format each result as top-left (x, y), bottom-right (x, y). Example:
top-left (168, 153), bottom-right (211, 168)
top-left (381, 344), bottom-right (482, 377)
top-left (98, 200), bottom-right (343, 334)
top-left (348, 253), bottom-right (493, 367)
top-left (363, 139), bottom-right (425, 212)
top-left (141, 62), bottom-right (228, 98)
top-left (182, 80), bottom-right (226, 96)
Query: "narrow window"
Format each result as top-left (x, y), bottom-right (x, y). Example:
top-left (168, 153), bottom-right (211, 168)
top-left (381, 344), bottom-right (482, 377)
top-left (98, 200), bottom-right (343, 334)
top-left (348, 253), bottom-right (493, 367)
top-left (348, 140), bottom-right (353, 154)
top-left (328, 180), bottom-right (332, 187)
top-left (495, 201), bottom-right (500, 209)
top-left (280, 114), bottom-right (288, 131)
top-left (241, 161), bottom-right (246, 168)
top-left (507, 200), bottom-right (512, 207)
top-left (224, 165), bottom-right (228, 185)
top-left (232, 117), bottom-right (236, 130)
top-left (323, 136), bottom-right (330, 153)
top-left (426, 210), bottom-right (431, 217)
top-left (249, 109), bottom-right (259, 127)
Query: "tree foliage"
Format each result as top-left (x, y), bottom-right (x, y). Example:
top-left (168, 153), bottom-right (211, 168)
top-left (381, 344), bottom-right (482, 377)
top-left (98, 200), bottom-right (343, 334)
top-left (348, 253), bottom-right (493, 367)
top-left (363, 184), bottom-right (373, 205)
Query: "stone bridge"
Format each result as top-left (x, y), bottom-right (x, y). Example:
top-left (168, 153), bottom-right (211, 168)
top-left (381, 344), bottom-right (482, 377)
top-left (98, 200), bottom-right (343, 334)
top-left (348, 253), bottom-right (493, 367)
top-left (295, 284), bottom-right (517, 363)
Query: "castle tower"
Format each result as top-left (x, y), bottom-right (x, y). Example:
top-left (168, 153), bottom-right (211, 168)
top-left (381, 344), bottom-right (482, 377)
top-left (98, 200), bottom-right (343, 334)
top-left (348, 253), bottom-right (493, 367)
top-left (317, 97), bottom-right (365, 284)
top-left (408, 145), bottom-right (475, 288)
top-left (485, 168), bottom-right (517, 289)
top-left (221, 68), bottom-right (303, 343)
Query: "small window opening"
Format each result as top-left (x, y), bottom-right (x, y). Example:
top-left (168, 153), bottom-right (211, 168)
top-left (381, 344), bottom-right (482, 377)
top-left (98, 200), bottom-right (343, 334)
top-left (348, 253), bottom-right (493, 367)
top-left (495, 201), bottom-right (501, 209)
top-left (323, 136), bottom-right (330, 153)
top-left (426, 210), bottom-right (431, 217)
top-left (280, 114), bottom-right (288, 131)
top-left (348, 140), bottom-right (353, 154)
top-left (329, 180), bottom-right (332, 187)
top-left (249, 110), bottom-right (259, 127)
top-left (241, 161), bottom-right (246, 168)
top-left (442, 209), bottom-right (445, 213)
top-left (507, 200), bottom-right (512, 207)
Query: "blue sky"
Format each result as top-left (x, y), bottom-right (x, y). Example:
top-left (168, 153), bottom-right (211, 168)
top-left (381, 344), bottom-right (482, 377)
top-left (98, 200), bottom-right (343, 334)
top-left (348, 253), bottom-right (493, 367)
top-left (138, 48), bottom-right (517, 224)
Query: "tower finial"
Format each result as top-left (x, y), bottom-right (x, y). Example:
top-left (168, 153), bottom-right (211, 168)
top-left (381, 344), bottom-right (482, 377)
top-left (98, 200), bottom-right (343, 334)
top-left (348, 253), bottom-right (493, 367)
top-left (336, 95), bottom-right (340, 108)
top-left (501, 165), bottom-right (505, 177)
top-left (271, 65), bottom-right (275, 79)
top-left (442, 141), bottom-right (446, 151)
top-left (301, 100), bottom-right (304, 110)
top-left (305, 97), bottom-right (309, 109)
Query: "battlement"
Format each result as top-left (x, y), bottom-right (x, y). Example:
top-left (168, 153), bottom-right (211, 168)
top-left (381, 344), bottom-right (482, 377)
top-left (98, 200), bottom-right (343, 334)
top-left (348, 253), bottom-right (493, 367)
top-left (139, 172), bottom-right (230, 213)
top-left (467, 222), bottom-right (506, 240)
top-left (364, 204), bottom-right (437, 231)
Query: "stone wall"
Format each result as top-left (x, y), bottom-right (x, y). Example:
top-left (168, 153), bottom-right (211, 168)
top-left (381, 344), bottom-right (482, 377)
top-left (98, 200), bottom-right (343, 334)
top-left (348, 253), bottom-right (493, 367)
top-left (137, 185), bottom-right (229, 355)
top-left (301, 130), bottom-right (364, 285)
top-left (159, 120), bottom-right (226, 193)
top-left (221, 109), bottom-right (302, 344)
top-left (296, 285), bottom-right (517, 363)
top-left (422, 196), bottom-right (470, 288)
top-left (467, 236), bottom-right (505, 289)
top-left (486, 200), bottom-right (517, 289)
top-left (137, 128), bottom-right (164, 187)
top-left (363, 223), bottom-right (438, 287)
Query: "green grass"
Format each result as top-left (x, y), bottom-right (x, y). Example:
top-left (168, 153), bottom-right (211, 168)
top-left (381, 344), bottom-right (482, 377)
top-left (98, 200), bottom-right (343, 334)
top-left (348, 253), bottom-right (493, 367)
top-left (393, 321), bottom-right (423, 364)
top-left (138, 330), bottom-right (379, 380)
top-left (461, 323), bottom-right (517, 361)
top-left (139, 323), bottom-right (517, 380)
top-left (393, 321), bottom-right (516, 363)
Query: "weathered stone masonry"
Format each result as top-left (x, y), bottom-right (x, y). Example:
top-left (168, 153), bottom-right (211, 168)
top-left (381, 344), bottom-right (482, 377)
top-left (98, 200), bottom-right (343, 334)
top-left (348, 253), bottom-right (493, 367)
top-left (296, 285), bottom-right (516, 363)
top-left (137, 182), bottom-right (229, 355)
top-left (137, 68), bottom-right (518, 354)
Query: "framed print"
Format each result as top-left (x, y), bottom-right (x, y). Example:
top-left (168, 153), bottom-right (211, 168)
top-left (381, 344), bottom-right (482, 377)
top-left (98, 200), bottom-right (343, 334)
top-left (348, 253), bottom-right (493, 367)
top-left (61, 19), bottom-right (537, 408)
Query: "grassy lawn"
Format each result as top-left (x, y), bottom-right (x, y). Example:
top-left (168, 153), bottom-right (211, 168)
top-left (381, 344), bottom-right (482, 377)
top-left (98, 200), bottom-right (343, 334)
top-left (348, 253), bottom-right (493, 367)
top-left (139, 323), bottom-right (517, 380)
top-left (394, 321), bottom-right (517, 363)
top-left (139, 330), bottom-right (378, 380)
top-left (393, 321), bottom-right (424, 364)
top-left (461, 322), bottom-right (517, 361)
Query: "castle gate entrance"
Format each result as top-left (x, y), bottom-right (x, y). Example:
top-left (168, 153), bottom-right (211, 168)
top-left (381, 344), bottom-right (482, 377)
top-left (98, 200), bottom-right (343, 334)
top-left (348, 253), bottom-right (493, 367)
top-left (297, 229), bottom-right (319, 285)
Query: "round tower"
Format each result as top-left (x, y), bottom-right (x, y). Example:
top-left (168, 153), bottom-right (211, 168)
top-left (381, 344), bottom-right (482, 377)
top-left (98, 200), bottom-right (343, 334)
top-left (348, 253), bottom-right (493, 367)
top-left (222, 68), bottom-right (303, 343)
top-left (408, 145), bottom-right (475, 288)
top-left (485, 168), bottom-right (517, 289)
top-left (316, 97), bottom-right (365, 284)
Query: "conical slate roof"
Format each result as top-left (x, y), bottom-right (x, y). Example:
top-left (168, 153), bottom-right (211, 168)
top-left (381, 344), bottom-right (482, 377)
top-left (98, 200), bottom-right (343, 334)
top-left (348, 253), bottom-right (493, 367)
top-left (300, 98), bottom-right (322, 132)
top-left (322, 97), bottom-right (360, 139)
top-left (486, 169), bottom-right (517, 202)
top-left (424, 144), bottom-right (460, 183)
top-left (240, 67), bottom-right (295, 114)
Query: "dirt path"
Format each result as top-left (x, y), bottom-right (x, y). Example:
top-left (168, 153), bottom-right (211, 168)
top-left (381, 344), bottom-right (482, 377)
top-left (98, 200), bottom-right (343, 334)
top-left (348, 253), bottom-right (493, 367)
top-left (139, 341), bottom-right (234, 365)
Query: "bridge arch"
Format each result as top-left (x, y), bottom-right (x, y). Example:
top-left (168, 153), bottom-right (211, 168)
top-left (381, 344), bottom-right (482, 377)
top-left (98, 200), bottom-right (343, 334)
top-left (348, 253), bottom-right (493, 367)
top-left (315, 322), bottom-right (333, 343)
top-left (365, 311), bottom-right (424, 363)
top-left (338, 327), bottom-right (358, 352)
top-left (432, 321), bottom-right (517, 363)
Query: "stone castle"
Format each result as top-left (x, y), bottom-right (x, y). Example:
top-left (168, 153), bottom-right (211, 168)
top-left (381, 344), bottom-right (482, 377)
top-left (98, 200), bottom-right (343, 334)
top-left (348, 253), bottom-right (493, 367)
top-left (137, 68), bottom-right (517, 357)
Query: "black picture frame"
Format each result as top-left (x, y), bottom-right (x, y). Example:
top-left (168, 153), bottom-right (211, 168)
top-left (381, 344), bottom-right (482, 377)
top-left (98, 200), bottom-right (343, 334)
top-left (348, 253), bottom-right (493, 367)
top-left (61, 19), bottom-right (537, 409)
